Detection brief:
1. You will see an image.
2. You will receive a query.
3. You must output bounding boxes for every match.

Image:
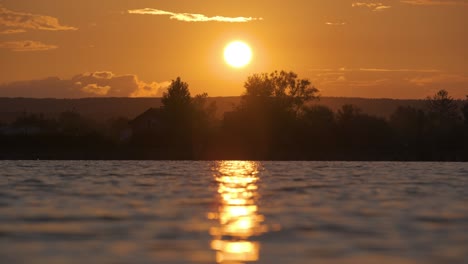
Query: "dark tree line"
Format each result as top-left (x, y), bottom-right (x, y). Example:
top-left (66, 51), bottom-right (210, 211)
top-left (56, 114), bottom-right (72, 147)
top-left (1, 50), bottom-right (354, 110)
top-left (212, 71), bottom-right (467, 160)
top-left (1, 71), bottom-right (467, 160)
top-left (130, 77), bottom-right (217, 158)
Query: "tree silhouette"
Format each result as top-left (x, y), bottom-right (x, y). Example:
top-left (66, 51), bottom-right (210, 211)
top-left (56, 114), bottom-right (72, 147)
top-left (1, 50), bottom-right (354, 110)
top-left (219, 71), bottom-right (319, 159)
top-left (390, 106), bottom-right (427, 155)
top-left (424, 90), bottom-right (464, 158)
top-left (162, 77), bottom-right (192, 113)
top-left (192, 93), bottom-right (217, 119)
top-left (426, 89), bottom-right (460, 123)
top-left (157, 77), bottom-right (217, 155)
top-left (336, 104), bottom-right (391, 151)
top-left (303, 105), bottom-right (335, 128)
top-left (298, 105), bottom-right (337, 154)
top-left (390, 106), bottom-right (426, 138)
top-left (243, 70), bottom-right (319, 114)
top-left (58, 111), bottom-right (91, 136)
top-left (2, 74), bottom-right (468, 161)
top-left (12, 113), bottom-right (56, 133)
top-left (107, 117), bottom-right (130, 141)
top-left (462, 95), bottom-right (468, 125)
top-left (191, 92), bottom-right (218, 153)
top-left (336, 104), bottom-right (361, 124)
top-left (160, 77), bottom-right (193, 148)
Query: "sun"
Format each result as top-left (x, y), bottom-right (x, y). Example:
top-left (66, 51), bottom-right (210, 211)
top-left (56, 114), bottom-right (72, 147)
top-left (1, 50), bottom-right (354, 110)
top-left (224, 41), bottom-right (252, 68)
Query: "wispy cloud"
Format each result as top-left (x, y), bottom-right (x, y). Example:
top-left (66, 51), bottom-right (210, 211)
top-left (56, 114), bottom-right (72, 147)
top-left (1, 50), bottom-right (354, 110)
top-left (0, 40), bottom-right (58, 52)
top-left (128, 8), bottom-right (262, 22)
top-left (308, 68), bottom-right (441, 73)
top-left (352, 2), bottom-right (392, 11)
top-left (358, 68), bottom-right (441, 73)
top-left (0, 29), bottom-right (26, 34)
top-left (408, 74), bottom-right (468, 86)
top-left (309, 68), bottom-right (468, 98)
top-left (400, 0), bottom-right (468, 6)
top-left (0, 5), bottom-right (77, 34)
top-left (325, 21), bottom-right (347, 26)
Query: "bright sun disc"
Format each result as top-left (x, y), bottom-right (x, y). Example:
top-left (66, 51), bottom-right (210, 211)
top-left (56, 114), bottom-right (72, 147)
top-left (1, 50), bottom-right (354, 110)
top-left (224, 41), bottom-right (252, 68)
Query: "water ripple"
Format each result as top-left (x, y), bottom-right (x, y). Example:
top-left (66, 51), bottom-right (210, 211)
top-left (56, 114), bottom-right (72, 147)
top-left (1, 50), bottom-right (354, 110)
top-left (0, 161), bottom-right (466, 264)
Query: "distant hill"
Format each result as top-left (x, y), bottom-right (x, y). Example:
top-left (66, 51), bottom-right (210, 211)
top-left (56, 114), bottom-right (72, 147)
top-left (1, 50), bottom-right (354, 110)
top-left (309, 97), bottom-right (427, 118)
top-left (0, 97), bottom-right (430, 123)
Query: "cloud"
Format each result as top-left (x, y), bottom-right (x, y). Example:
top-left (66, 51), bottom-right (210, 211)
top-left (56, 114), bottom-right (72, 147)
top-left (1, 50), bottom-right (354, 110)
top-left (374, 5), bottom-right (392, 11)
top-left (0, 40), bottom-right (58, 51)
top-left (358, 68), bottom-right (441, 73)
top-left (309, 68), bottom-right (442, 73)
top-left (81, 84), bottom-right (111, 96)
top-left (0, 5), bottom-right (77, 34)
top-left (319, 76), bottom-right (391, 87)
top-left (400, 0), bottom-right (468, 6)
top-left (325, 21), bottom-right (347, 26)
top-left (0, 71), bottom-right (170, 98)
top-left (128, 8), bottom-right (262, 22)
top-left (71, 72), bottom-right (170, 97)
top-left (89, 71), bottom-right (114, 79)
top-left (352, 2), bottom-right (392, 11)
top-left (0, 29), bottom-right (26, 34)
top-left (309, 67), bottom-right (468, 98)
top-left (408, 73), bottom-right (468, 86)
top-left (131, 80), bottom-right (171, 97)
top-left (337, 75), bottom-right (347, 82)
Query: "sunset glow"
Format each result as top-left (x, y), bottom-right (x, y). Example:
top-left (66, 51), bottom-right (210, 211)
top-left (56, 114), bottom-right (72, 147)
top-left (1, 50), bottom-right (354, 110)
top-left (1, 2), bottom-right (467, 263)
top-left (0, 1), bottom-right (467, 98)
top-left (224, 41), bottom-right (252, 68)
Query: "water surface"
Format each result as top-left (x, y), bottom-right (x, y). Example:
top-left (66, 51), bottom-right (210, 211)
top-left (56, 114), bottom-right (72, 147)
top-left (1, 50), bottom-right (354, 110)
top-left (0, 161), bottom-right (467, 263)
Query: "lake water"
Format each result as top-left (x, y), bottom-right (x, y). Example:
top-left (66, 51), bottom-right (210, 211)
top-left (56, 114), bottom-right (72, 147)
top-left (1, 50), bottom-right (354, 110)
top-left (0, 161), bottom-right (467, 264)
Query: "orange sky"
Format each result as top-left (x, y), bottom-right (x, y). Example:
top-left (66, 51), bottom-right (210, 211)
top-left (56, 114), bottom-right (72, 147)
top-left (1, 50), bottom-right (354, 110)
top-left (0, 0), bottom-right (467, 98)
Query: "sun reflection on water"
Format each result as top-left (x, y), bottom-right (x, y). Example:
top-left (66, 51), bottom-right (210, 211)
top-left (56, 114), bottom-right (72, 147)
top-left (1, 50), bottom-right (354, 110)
top-left (209, 161), bottom-right (267, 263)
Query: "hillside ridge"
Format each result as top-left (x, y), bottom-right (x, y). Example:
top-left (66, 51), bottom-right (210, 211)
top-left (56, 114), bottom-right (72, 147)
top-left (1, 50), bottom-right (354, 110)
top-left (0, 96), bottom-right (430, 123)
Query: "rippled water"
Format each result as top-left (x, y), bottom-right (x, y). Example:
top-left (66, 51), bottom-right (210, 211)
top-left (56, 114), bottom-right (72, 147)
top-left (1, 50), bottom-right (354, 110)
top-left (0, 161), bottom-right (467, 264)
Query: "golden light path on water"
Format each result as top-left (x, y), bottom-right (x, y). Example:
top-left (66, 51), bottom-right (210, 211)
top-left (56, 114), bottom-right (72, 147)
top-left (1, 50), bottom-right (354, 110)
top-left (209, 161), bottom-right (268, 263)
